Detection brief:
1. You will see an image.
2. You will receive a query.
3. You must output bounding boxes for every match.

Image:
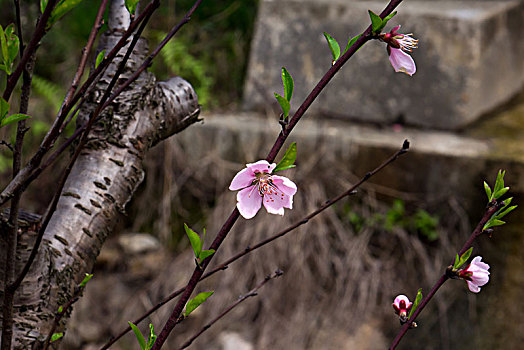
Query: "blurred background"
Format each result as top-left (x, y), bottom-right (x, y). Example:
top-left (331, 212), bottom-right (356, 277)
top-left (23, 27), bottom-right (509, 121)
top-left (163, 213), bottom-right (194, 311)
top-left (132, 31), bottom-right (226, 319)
top-left (0, 0), bottom-right (523, 349)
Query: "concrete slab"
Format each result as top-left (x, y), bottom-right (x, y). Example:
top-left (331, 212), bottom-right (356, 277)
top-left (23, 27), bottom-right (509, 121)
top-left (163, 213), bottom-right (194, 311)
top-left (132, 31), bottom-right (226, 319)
top-left (244, 1), bottom-right (524, 130)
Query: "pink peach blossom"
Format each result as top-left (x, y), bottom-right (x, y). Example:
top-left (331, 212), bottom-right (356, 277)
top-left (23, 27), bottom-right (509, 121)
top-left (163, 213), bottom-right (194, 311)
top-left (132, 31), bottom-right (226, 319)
top-left (458, 256), bottom-right (490, 293)
top-left (382, 25), bottom-right (418, 76)
top-left (392, 294), bottom-right (412, 319)
top-left (229, 160), bottom-right (297, 219)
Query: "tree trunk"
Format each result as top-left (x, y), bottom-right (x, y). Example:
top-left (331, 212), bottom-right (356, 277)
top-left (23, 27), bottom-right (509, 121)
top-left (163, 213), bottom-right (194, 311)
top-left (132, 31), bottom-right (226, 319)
top-left (0, 1), bottom-right (200, 347)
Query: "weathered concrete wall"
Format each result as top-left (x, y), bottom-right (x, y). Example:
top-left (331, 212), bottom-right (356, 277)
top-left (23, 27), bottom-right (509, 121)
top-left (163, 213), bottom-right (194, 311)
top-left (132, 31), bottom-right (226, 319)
top-left (244, 0), bottom-right (524, 130)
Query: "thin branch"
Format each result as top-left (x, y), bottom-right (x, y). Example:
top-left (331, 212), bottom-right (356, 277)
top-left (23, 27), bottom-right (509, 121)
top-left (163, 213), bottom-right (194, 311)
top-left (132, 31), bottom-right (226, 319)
top-left (388, 201), bottom-right (505, 350)
top-left (178, 270), bottom-right (284, 349)
top-left (2, 0), bottom-right (57, 101)
top-left (0, 20), bottom-right (36, 348)
top-left (152, 1), bottom-right (405, 348)
top-left (102, 140), bottom-right (409, 349)
top-left (0, 0), bottom-right (159, 207)
top-left (42, 276), bottom-right (91, 350)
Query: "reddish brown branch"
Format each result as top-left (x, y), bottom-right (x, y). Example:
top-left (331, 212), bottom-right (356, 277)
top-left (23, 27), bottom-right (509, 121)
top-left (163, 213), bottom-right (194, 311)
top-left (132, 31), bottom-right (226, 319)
top-left (388, 201), bottom-right (505, 349)
top-left (152, 1), bottom-right (405, 348)
top-left (178, 270), bottom-right (283, 349)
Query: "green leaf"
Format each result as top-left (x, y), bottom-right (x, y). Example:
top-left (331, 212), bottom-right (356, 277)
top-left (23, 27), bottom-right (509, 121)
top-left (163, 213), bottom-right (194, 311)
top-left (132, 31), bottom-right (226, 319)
top-left (453, 254), bottom-right (460, 269)
top-left (184, 223), bottom-right (202, 259)
top-left (408, 288), bottom-right (423, 319)
top-left (274, 93), bottom-right (290, 119)
top-left (57, 305), bottom-right (63, 313)
top-left (5, 25), bottom-right (19, 63)
top-left (483, 181), bottom-right (492, 201)
top-left (343, 34), bottom-right (361, 55)
top-left (323, 32), bottom-right (340, 63)
top-left (48, 0), bottom-right (85, 30)
top-left (50, 332), bottom-right (63, 342)
top-left (493, 187), bottom-right (509, 200)
top-left (146, 323), bottom-right (156, 349)
top-left (274, 142), bottom-right (297, 173)
top-left (0, 97), bottom-right (9, 119)
top-left (382, 11), bottom-right (397, 25)
top-left (125, 0), bottom-right (140, 15)
top-left (198, 249), bottom-right (215, 261)
top-left (493, 170), bottom-right (505, 195)
top-left (457, 247), bottom-right (473, 268)
top-left (1, 113), bottom-right (31, 128)
top-left (79, 273), bottom-right (93, 287)
top-left (184, 291), bottom-right (214, 317)
top-left (41, 0), bottom-right (49, 14)
top-left (0, 25), bottom-right (7, 63)
top-left (368, 10), bottom-right (383, 34)
top-left (128, 321), bottom-right (146, 350)
top-left (95, 50), bottom-right (105, 69)
top-left (495, 205), bottom-right (517, 220)
top-left (483, 219), bottom-right (506, 230)
top-left (281, 67), bottom-right (293, 102)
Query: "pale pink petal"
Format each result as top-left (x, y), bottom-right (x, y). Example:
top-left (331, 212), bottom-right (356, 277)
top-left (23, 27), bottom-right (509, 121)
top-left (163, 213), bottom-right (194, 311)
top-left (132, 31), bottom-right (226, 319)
top-left (229, 168), bottom-right (255, 190)
top-left (467, 281), bottom-right (481, 293)
top-left (246, 160), bottom-right (276, 174)
top-left (389, 48), bottom-right (416, 76)
top-left (271, 175), bottom-right (297, 196)
top-left (237, 186), bottom-right (262, 219)
top-left (262, 183), bottom-right (293, 215)
top-left (469, 256), bottom-right (490, 272)
top-left (393, 295), bottom-right (412, 310)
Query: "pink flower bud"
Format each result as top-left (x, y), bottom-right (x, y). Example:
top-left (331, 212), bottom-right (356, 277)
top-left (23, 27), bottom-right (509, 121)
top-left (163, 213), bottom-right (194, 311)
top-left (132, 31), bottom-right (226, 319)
top-left (392, 294), bottom-right (412, 321)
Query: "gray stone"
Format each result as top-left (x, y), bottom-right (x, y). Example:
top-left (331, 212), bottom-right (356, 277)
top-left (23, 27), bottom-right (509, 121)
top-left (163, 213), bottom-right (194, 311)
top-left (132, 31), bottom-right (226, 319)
top-left (244, 0), bottom-right (524, 130)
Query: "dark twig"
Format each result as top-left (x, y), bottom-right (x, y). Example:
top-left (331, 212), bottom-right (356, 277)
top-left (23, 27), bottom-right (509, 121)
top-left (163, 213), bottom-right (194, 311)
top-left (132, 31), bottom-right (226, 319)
top-left (388, 200), bottom-right (505, 350)
top-left (152, 1), bottom-right (405, 348)
top-left (178, 270), bottom-right (284, 349)
top-left (0, 21), bottom-right (36, 347)
top-left (2, 0), bottom-right (57, 101)
top-left (103, 140), bottom-right (409, 349)
top-left (0, 0), bottom-right (159, 207)
top-left (42, 276), bottom-right (92, 350)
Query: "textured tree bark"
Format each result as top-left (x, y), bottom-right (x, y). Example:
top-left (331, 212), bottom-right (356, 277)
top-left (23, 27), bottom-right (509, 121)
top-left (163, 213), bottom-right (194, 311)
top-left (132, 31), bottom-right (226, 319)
top-left (0, 1), bottom-right (200, 348)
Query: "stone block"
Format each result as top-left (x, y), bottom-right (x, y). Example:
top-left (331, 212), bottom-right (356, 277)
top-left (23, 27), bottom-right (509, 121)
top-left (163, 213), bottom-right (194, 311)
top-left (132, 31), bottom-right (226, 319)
top-left (244, 0), bottom-right (524, 130)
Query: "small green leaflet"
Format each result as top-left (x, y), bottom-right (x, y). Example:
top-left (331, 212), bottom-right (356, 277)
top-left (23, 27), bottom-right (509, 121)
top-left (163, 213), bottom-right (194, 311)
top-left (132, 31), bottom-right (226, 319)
top-left (408, 288), bottom-right (422, 319)
top-left (50, 333), bottom-right (63, 342)
top-left (453, 247), bottom-right (473, 269)
top-left (274, 67), bottom-right (294, 120)
top-left (95, 50), bottom-right (105, 69)
top-left (125, 0), bottom-right (140, 15)
top-left (146, 323), bottom-right (157, 349)
top-left (79, 273), bottom-right (93, 287)
top-left (323, 32), bottom-right (340, 64)
top-left (1, 113), bottom-right (31, 128)
top-left (368, 10), bottom-right (397, 34)
top-left (0, 24), bottom-right (20, 75)
top-left (41, 0), bottom-right (48, 13)
top-left (282, 67), bottom-right (293, 102)
top-left (57, 306), bottom-right (63, 313)
top-left (184, 223), bottom-right (203, 259)
top-left (274, 142), bottom-right (297, 173)
top-left (274, 94), bottom-right (290, 119)
top-left (184, 291), bottom-right (214, 317)
top-left (129, 322), bottom-right (147, 350)
top-left (483, 181), bottom-right (492, 201)
top-left (199, 249), bottom-right (215, 261)
top-left (343, 34), bottom-right (361, 55)
top-left (47, 0), bottom-right (85, 30)
top-left (184, 224), bottom-right (215, 262)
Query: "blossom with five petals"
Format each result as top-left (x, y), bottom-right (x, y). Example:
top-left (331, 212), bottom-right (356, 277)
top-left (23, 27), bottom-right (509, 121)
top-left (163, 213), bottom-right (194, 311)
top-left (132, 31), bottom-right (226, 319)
top-left (229, 160), bottom-right (297, 219)
top-left (381, 25), bottom-right (418, 76)
top-left (458, 256), bottom-right (490, 293)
